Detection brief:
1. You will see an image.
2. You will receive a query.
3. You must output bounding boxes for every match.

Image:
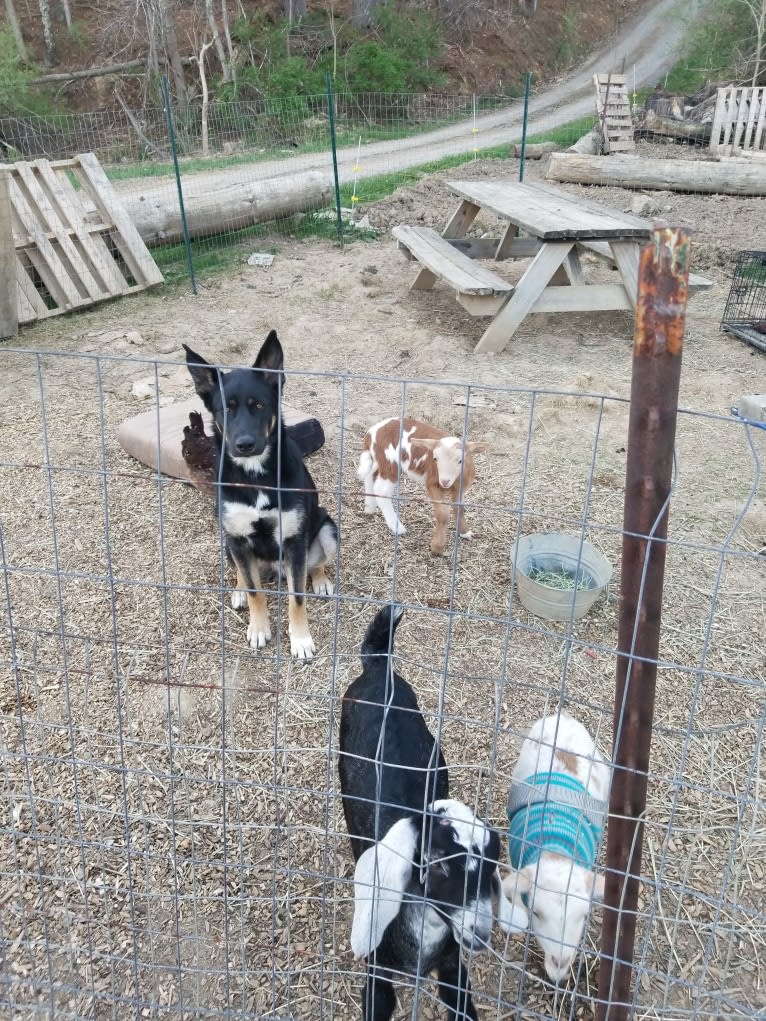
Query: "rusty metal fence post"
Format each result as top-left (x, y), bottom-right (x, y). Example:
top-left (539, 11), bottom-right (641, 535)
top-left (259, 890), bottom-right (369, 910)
top-left (597, 225), bottom-right (692, 1021)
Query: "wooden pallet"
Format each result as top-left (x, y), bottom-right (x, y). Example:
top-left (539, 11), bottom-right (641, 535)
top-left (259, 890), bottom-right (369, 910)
top-left (594, 73), bottom-right (636, 154)
top-left (710, 85), bottom-right (766, 157)
top-left (0, 152), bottom-right (163, 335)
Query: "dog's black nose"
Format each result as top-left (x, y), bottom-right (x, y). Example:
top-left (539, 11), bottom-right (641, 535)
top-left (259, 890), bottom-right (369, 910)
top-left (235, 438), bottom-right (257, 456)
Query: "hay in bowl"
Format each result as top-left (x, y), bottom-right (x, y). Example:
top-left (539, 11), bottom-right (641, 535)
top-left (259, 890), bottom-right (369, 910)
top-left (512, 532), bottom-right (612, 621)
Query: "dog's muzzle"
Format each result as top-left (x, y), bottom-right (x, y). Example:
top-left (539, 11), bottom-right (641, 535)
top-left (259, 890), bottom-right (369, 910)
top-left (233, 435), bottom-right (262, 456)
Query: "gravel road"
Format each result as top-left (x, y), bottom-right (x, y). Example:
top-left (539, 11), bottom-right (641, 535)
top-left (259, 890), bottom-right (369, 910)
top-left (117, 0), bottom-right (697, 206)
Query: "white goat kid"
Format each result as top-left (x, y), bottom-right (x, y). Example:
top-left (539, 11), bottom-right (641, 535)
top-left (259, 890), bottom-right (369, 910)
top-left (503, 714), bottom-right (611, 984)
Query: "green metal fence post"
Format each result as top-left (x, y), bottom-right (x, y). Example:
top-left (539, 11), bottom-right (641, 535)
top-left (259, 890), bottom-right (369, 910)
top-left (161, 74), bottom-right (197, 295)
top-left (325, 72), bottom-right (344, 248)
top-left (519, 71), bottom-right (532, 183)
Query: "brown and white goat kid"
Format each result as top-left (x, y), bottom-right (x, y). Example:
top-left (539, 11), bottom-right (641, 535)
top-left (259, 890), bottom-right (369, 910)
top-left (357, 417), bottom-right (487, 555)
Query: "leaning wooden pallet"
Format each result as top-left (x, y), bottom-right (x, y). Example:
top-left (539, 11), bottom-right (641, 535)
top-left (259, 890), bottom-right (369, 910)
top-left (0, 152), bottom-right (163, 337)
top-left (594, 72), bottom-right (636, 154)
top-left (710, 85), bottom-right (766, 157)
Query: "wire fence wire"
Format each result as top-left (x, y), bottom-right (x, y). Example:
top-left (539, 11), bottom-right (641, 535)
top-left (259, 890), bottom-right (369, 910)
top-left (0, 345), bottom-right (764, 1020)
top-left (1, 76), bottom-right (758, 291)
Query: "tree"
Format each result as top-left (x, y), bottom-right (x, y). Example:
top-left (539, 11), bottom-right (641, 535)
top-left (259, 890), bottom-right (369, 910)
top-left (4, 0), bottom-right (28, 62)
top-left (59, 0), bottom-right (73, 32)
top-left (283, 0), bottom-right (306, 19)
top-left (159, 0), bottom-right (188, 108)
top-left (204, 0), bottom-right (230, 81)
top-left (739, 0), bottom-right (766, 84)
top-left (0, 28), bottom-right (34, 114)
top-left (38, 0), bottom-right (56, 67)
top-left (136, 0), bottom-right (188, 107)
top-left (351, 0), bottom-right (384, 29)
top-left (195, 37), bottom-right (214, 155)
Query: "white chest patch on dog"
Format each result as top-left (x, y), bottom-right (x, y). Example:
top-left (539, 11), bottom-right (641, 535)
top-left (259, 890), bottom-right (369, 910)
top-left (231, 452), bottom-right (268, 475)
top-left (222, 500), bottom-right (302, 542)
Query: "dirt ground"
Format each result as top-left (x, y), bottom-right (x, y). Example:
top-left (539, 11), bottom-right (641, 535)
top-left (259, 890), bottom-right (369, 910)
top-left (1, 145), bottom-right (764, 1020)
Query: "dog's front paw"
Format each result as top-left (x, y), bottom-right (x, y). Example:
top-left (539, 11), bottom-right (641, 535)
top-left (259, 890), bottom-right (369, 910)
top-left (247, 622), bottom-right (272, 649)
top-left (290, 632), bottom-right (316, 661)
top-left (459, 529), bottom-right (474, 540)
top-left (311, 572), bottom-right (335, 597)
top-left (231, 589), bottom-right (247, 610)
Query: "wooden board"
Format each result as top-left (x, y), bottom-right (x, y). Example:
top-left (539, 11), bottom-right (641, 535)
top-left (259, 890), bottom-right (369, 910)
top-left (710, 86), bottom-right (766, 157)
top-left (447, 181), bottom-right (651, 241)
top-left (0, 169), bottom-right (16, 338)
top-left (1, 152), bottom-right (163, 328)
top-left (594, 73), bottom-right (636, 154)
top-left (393, 224), bottom-right (514, 298)
top-left (578, 241), bottom-right (714, 294)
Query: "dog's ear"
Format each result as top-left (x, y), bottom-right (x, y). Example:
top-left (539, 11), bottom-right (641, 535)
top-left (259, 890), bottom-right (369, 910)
top-left (184, 344), bottom-right (219, 405)
top-left (467, 440), bottom-right (488, 454)
top-left (253, 330), bottom-right (285, 390)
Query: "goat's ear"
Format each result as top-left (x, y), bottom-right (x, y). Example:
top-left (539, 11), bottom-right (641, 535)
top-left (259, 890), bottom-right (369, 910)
top-left (502, 864), bottom-right (533, 903)
top-left (253, 329), bottom-right (285, 390)
top-left (493, 868), bottom-right (529, 934)
top-left (410, 437), bottom-right (439, 451)
top-left (183, 344), bottom-right (219, 405)
top-left (467, 440), bottom-right (488, 454)
top-left (350, 818), bottom-right (416, 960)
top-left (589, 871), bottom-right (606, 901)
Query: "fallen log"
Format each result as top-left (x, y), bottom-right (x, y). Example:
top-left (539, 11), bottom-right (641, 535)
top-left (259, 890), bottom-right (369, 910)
top-left (113, 169), bottom-right (333, 245)
top-left (642, 108), bottom-right (711, 144)
top-left (568, 129), bottom-right (601, 155)
top-left (545, 152), bottom-right (766, 196)
top-left (512, 141), bottom-right (559, 159)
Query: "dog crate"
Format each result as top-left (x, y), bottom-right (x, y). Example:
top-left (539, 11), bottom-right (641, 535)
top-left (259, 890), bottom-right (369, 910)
top-left (720, 250), bottom-right (766, 353)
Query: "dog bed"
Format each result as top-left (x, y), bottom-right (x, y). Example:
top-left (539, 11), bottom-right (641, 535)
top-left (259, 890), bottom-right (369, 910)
top-left (117, 396), bottom-right (325, 491)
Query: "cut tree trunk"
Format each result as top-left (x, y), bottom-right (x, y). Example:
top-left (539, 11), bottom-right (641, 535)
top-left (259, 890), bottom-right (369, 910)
top-left (642, 109), bottom-right (712, 143)
top-left (545, 152), bottom-right (766, 195)
top-left (512, 141), bottom-right (559, 158)
top-left (568, 129), bottom-right (601, 154)
top-left (114, 170), bottom-right (333, 245)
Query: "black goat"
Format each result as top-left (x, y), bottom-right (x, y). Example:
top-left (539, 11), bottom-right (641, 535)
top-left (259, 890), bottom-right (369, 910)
top-left (338, 603), bottom-right (528, 1021)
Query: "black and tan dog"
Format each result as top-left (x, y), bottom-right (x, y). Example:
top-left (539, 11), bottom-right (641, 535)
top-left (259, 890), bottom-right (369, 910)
top-left (184, 331), bottom-right (338, 660)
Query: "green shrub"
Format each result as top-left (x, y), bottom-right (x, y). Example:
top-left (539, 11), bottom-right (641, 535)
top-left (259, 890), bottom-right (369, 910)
top-left (0, 29), bottom-right (35, 115)
top-left (372, 5), bottom-right (445, 91)
top-left (343, 42), bottom-right (408, 94)
top-left (266, 55), bottom-right (324, 102)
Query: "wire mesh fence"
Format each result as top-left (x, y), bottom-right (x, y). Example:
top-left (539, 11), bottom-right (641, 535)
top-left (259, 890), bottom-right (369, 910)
top-left (0, 329), bottom-right (763, 1018)
top-left (2, 70), bottom-right (759, 294)
top-left (1, 43), bottom-right (765, 1016)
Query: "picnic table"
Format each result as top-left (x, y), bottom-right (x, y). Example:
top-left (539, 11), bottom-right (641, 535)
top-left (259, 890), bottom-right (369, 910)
top-left (393, 180), bottom-right (711, 354)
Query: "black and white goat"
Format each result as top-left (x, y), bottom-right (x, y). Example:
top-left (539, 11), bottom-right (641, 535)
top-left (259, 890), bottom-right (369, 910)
top-left (338, 603), bottom-right (528, 1021)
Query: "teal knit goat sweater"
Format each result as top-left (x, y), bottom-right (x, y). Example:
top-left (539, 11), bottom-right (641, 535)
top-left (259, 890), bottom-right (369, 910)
top-left (507, 771), bottom-right (607, 872)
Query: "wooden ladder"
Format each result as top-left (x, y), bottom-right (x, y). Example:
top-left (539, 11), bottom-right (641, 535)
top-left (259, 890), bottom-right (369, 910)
top-left (594, 73), bottom-right (636, 154)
